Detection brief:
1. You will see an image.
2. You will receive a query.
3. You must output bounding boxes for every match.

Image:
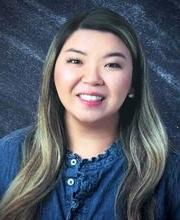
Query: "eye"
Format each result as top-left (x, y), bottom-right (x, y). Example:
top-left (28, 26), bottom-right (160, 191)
top-left (66, 58), bottom-right (82, 65)
top-left (105, 63), bottom-right (122, 69)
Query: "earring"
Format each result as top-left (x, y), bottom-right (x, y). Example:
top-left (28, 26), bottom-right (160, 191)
top-left (128, 93), bottom-right (135, 98)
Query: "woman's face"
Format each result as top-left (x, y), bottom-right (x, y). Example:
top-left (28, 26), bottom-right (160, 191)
top-left (54, 29), bottom-right (133, 126)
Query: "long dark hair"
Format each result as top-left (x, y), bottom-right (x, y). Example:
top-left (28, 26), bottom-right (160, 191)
top-left (0, 7), bottom-right (168, 220)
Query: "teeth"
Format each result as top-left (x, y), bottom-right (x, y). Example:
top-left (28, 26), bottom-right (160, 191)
top-left (79, 94), bottom-right (103, 101)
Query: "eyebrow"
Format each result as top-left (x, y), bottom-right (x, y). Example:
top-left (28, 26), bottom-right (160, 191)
top-left (64, 48), bottom-right (127, 60)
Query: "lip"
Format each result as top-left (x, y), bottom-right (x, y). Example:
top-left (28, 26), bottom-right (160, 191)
top-left (76, 92), bottom-right (105, 107)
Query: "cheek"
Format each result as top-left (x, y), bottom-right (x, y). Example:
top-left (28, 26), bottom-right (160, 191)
top-left (120, 73), bottom-right (132, 90)
top-left (107, 72), bottom-right (132, 95)
top-left (54, 65), bottom-right (76, 89)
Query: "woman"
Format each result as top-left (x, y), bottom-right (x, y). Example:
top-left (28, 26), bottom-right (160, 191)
top-left (0, 7), bottom-right (179, 220)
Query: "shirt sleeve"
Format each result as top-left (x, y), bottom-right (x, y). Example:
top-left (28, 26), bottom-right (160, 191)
top-left (166, 148), bottom-right (180, 220)
top-left (0, 127), bottom-right (31, 198)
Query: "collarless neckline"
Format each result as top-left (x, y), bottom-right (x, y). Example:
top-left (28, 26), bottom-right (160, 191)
top-left (65, 139), bottom-right (123, 166)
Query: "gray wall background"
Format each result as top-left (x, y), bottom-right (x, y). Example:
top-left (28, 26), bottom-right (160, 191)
top-left (0, 0), bottom-right (179, 148)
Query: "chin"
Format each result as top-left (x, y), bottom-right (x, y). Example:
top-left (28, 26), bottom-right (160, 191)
top-left (76, 116), bottom-right (104, 124)
top-left (74, 112), bottom-right (117, 126)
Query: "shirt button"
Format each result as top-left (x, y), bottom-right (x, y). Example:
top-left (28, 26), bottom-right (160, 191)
top-left (67, 178), bottom-right (75, 186)
top-left (70, 159), bottom-right (77, 166)
top-left (72, 200), bottom-right (79, 209)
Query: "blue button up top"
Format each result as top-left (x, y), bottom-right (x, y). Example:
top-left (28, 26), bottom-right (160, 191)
top-left (38, 138), bottom-right (125, 220)
top-left (0, 127), bottom-right (180, 220)
top-left (56, 140), bottom-right (125, 220)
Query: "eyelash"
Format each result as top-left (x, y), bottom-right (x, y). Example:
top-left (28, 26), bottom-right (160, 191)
top-left (66, 58), bottom-right (82, 64)
top-left (66, 58), bottom-right (122, 69)
top-left (105, 63), bottom-right (122, 69)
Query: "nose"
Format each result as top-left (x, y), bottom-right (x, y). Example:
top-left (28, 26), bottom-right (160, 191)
top-left (81, 65), bottom-right (104, 86)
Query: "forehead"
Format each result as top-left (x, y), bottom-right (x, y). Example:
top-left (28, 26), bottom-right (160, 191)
top-left (61, 29), bottom-right (130, 54)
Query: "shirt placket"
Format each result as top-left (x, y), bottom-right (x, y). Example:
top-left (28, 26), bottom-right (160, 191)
top-left (65, 156), bottom-right (84, 219)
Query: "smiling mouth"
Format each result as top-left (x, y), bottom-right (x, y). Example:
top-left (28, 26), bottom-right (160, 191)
top-left (78, 94), bottom-right (105, 101)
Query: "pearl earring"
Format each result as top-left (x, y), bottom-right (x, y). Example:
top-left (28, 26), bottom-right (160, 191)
top-left (128, 93), bottom-right (135, 98)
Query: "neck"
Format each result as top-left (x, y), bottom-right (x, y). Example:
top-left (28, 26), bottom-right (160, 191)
top-left (65, 114), bottom-right (119, 159)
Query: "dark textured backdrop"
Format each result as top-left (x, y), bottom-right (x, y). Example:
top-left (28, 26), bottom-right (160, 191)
top-left (0, 0), bottom-right (179, 147)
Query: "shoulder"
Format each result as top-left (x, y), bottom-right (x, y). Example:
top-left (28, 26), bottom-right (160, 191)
top-left (165, 147), bottom-right (180, 185)
top-left (0, 126), bottom-right (32, 197)
top-left (156, 147), bottom-right (180, 190)
top-left (155, 147), bottom-right (180, 219)
top-left (165, 147), bottom-right (180, 204)
top-left (0, 126), bottom-right (32, 145)
top-left (0, 126), bottom-right (32, 160)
